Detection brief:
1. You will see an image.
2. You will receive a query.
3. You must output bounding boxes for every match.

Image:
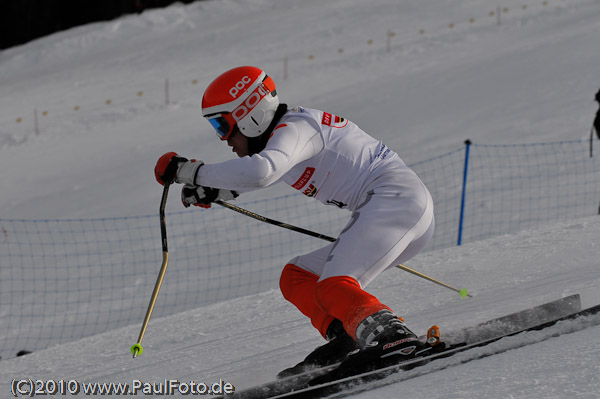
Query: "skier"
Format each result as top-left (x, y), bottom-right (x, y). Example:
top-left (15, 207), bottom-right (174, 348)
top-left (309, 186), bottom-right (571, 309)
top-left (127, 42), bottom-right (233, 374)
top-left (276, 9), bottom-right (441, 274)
top-left (154, 66), bottom-right (436, 376)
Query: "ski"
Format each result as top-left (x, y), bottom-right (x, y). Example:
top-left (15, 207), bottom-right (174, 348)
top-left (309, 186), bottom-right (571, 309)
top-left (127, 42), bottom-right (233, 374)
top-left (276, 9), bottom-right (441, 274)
top-left (220, 295), bottom-right (600, 399)
top-left (222, 295), bottom-right (580, 398)
top-left (218, 342), bottom-right (463, 399)
top-left (266, 302), bottom-right (600, 399)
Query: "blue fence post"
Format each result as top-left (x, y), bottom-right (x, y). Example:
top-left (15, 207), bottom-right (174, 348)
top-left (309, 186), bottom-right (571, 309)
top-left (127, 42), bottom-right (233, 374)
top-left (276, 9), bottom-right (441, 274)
top-left (457, 139), bottom-right (472, 245)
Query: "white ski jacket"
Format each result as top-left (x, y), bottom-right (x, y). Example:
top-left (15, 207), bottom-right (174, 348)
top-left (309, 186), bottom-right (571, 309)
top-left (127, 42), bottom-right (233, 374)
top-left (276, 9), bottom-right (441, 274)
top-left (196, 106), bottom-right (410, 212)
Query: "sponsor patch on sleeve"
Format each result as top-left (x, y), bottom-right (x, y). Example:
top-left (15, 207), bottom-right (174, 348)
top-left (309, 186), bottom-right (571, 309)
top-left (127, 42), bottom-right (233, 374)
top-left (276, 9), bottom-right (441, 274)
top-left (321, 112), bottom-right (347, 128)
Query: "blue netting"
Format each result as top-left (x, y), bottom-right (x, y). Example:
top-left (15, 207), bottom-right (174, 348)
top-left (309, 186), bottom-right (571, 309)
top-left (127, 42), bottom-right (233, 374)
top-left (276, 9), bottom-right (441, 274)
top-left (1, 139), bottom-right (598, 358)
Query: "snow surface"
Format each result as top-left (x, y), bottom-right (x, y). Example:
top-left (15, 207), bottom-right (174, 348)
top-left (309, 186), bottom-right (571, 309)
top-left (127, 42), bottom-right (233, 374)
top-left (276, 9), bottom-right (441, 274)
top-left (1, 0), bottom-right (600, 397)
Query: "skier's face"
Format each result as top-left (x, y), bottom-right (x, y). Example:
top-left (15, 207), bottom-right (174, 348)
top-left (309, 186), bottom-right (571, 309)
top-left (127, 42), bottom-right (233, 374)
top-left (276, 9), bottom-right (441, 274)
top-left (226, 127), bottom-right (249, 157)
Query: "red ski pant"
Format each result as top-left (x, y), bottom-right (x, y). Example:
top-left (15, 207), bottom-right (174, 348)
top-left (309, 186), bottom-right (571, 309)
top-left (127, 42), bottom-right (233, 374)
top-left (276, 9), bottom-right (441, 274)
top-left (279, 264), bottom-right (389, 340)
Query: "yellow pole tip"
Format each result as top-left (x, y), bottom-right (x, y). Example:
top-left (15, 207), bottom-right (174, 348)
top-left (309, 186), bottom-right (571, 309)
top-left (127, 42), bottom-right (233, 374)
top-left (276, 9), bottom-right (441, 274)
top-left (131, 343), bottom-right (143, 357)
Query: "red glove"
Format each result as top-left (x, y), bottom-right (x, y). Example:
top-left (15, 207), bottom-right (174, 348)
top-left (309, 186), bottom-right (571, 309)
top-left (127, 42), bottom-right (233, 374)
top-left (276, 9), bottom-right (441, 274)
top-left (154, 152), bottom-right (187, 186)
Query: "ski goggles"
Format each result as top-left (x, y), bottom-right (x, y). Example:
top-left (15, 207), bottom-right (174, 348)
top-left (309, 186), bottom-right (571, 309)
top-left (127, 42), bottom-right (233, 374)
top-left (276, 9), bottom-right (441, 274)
top-left (206, 113), bottom-right (237, 140)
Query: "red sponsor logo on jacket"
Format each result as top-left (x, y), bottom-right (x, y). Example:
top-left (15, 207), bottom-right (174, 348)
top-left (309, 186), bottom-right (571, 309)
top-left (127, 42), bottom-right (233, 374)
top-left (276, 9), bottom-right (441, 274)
top-left (292, 167), bottom-right (315, 190)
top-left (322, 112), bottom-right (347, 127)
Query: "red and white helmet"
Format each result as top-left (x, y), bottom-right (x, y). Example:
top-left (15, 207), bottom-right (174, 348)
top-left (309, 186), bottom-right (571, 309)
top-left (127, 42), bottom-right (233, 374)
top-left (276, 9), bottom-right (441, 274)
top-left (202, 66), bottom-right (279, 140)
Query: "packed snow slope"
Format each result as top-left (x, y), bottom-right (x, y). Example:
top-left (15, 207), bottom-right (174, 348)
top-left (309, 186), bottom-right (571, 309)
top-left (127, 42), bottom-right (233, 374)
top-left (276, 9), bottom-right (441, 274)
top-left (2, 218), bottom-right (600, 398)
top-left (1, 0), bottom-right (599, 218)
top-left (1, 0), bottom-right (600, 398)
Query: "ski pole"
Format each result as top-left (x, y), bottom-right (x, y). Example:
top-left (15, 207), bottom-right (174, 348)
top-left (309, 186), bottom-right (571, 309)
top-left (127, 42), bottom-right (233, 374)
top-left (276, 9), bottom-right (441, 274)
top-left (215, 200), bottom-right (337, 242)
top-left (214, 200), bottom-right (471, 298)
top-left (396, 264), bottom-right (471, 298)
top-left (131, 184), bottom-right (171, 358)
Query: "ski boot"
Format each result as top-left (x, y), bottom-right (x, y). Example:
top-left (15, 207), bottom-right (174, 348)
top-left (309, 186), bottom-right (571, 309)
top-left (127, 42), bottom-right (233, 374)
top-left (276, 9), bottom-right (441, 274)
top-left (309, 310), bottom-right (430, 384)
top-left (277, 319), bottom-right (359, 378)
top-left (354, 309), bottom-right (428, 360)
